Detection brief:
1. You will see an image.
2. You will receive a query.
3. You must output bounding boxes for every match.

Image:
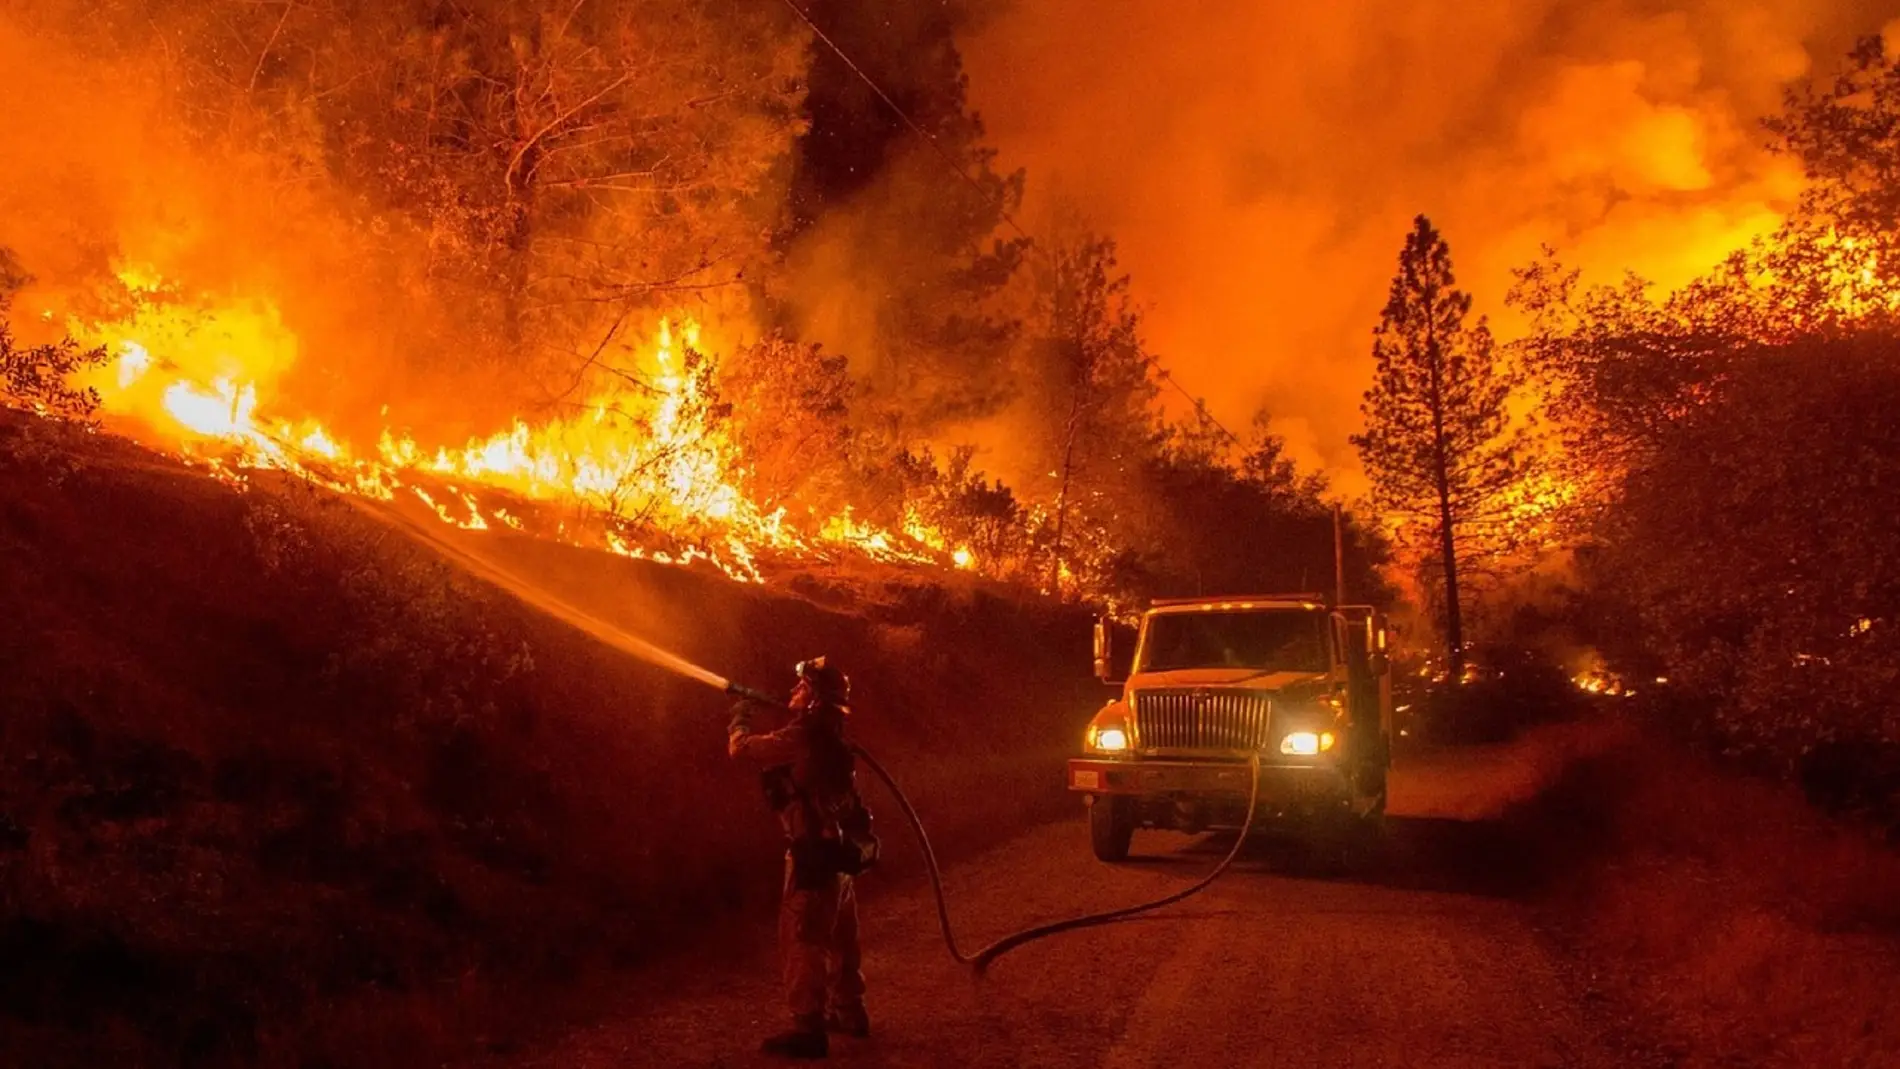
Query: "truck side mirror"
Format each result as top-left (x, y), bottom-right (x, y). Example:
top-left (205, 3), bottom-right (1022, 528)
top-left (1093, 617), bottom-right (1113, 682)
top-left (1370, 613), bottom-right (1390, 676)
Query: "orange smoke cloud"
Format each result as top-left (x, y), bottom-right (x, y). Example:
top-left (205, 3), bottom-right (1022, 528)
top-left (0, 16), bottom-right (416, 439)
top-left (962, 0), bottom-right (1893, 487)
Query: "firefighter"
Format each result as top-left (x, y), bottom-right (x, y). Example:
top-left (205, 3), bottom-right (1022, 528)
top-left (728, 656), bottom-right (874, 1060)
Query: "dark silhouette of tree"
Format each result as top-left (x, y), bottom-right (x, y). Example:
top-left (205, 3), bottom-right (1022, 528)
top-left (1590, 338), bottom-right (1900, 817)
top-left (1243, 412), bottom-right (1329, 517)
top-left (1133, 437), bottom-right (1387, 606)
top-left (0, 324), bottom-right (109, 422)
top-left (771, 0), bottom-right (1028, 438)
top-left (1025, 229), bottom-right (1160, 595)
top-left (1352, 215), bottom-right (1525, 678)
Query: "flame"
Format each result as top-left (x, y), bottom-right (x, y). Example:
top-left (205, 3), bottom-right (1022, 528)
top-left (1815, 234), bottom-right (1900, 319)
top-left (1571, 663), bottom-right (1635, 698)
top-left (52, 265), bottom-right (980, 586)
top-left (162, 378), bottom-right (257, 439)
top-left (117, 342), bottom-right (152, 388)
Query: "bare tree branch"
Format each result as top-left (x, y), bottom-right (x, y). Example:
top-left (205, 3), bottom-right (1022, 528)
top-left (244, 0), bottom-right (297, 93)
top-left (505, 72), bottom-right (632, 191)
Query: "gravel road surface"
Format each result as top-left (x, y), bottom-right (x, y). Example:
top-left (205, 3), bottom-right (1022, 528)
top-left (524, 731), bottom-right (1618, 1069)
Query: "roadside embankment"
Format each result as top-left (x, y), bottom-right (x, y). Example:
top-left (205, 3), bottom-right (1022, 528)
top-left (0, 410), bottom-right (1100, 1067)
top-left (1511, 719), bottom-right (1900, 1069)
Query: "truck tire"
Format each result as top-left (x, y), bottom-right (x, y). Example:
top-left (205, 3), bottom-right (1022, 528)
top-left (1089, 796), bottom-right (1135, 862)
top-left (1354, 737), bottom-right (1389, 803)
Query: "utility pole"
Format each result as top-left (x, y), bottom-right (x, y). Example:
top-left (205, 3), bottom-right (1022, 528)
top-left (1333, 503), bottom-right (1346, 606)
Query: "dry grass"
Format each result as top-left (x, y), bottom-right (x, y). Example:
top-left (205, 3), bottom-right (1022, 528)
top-left (1530, 723), bottom-right (1900, 1069)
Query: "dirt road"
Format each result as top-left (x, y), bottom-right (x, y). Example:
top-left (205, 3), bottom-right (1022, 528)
top-left (523, 729), bottom-right (1620, 1069)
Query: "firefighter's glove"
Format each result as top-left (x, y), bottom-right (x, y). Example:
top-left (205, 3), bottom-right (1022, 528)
top-left (727, 702), bottom-right (753, 738)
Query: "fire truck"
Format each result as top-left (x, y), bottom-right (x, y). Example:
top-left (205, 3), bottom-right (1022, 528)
top-left (1067, 595), bottom-right (1393, 862)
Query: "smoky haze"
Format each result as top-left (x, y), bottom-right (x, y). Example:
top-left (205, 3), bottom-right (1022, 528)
top-left (0, 16), bottom-right (464, 443)
top-left (962, 0), bottom-right (1900, 487)
top-left (0, 2), bottom-right (801, 452)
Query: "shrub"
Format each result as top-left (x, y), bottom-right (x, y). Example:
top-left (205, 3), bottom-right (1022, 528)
top-left (1589, 337), bottom-right (1900, 818)
top-left (1412, 644), bottom-right (1593, 746)
top-left (0, 320), bottom-right (109, 423)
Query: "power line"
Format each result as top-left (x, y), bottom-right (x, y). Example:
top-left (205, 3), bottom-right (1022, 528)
top-left (773, 0), bottom-right (1246, 450)
top-left (775, 0), bottom-right (1031, 244)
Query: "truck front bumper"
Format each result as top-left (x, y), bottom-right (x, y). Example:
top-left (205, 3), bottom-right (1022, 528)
top-left (1067, 757), bottom-right (1349, 802)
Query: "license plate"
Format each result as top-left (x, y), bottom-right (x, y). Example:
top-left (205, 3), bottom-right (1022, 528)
top-left (1072, 769), bottom-right (1101, 790)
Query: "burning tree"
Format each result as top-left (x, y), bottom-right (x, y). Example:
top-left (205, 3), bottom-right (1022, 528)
top-left (1021, 228), bottom-right (1162, 595)
top-left (1499, 37), bottom-right (1900, 821)
top-left (716, 334), bottom-right (855, 514)
top-left (57, 0), bottom-right (811, 387)
top-left (1242, 412), bottom-right (1330, 519)
top-left (1508, 37), bottom-right (1900, 533)
top-left (1758, 34), bottom-right (1900, 333)
top-left (1353, 216), bottom-right (1527, 678)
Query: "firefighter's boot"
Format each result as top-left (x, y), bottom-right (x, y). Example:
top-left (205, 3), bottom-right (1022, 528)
top-left (825, 1005), bottom-right (870, 1039)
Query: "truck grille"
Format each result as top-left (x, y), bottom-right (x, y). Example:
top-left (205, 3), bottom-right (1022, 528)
top-left (1132, 689), bottom-right (1273, 752)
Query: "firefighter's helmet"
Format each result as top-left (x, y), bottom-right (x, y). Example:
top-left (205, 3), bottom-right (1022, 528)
top-left (794, 656), bottom-right (851, 708)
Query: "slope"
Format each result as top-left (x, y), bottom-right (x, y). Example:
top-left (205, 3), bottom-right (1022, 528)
top-left (0, 409), bottom-right (1099, 1068)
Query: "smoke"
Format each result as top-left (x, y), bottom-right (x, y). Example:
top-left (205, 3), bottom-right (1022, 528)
top-left (0, 14), bottom-right (451, 442)
top-left (770, 0), bottom-right (1031, 444)
top-left (962, 0), bottom-right (1900, 487)
top-left (10, 1), bottom-right (1892, 503)
top-left (0, 4), bottom-right (802, 451)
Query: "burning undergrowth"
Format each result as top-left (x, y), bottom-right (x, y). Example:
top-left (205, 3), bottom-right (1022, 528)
top-left (0, 4), bottom-right (991, 591)
top-left (12, 260), bottom-right (989, 585)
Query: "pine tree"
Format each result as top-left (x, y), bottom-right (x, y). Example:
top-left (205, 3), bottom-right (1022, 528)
top-left (1351, 216), bottom-right (1525, 678)
top-left (1030, 229), bottom-right (1159, 595)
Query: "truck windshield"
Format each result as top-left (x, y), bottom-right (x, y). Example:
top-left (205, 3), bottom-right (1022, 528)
top-left (1137, 610), bottom-right (1328, 674)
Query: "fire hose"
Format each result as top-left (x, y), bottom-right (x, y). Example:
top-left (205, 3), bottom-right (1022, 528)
top-left (728, 682), bottom-right (1263, 975)
top-left (340, 491), bottom-right (1264, 976)
top-left (855, 738), bottom-right (1261, 975)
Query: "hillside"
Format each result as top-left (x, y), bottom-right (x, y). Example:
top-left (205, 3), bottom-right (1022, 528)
top-left (0, 410), bottom-right (1100, 1067)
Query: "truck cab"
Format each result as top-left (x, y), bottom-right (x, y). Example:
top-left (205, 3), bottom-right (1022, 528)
top-left (1067, 595), bottom-right (1393, 862)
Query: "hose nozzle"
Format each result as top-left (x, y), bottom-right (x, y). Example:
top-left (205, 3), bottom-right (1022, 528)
top-left (724, 680), bottom-right (785, 708)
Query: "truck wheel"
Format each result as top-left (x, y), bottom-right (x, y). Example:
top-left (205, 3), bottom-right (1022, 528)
top-left (1089, 796), bottom-right (1135, 862)
top-left (1354, 749), bottom-right (1388, 807)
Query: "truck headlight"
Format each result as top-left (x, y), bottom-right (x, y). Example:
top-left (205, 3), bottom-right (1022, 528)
top-left (1089, 725), bottom-right (1129, 753)
top-left (1279, 730), bottom-right (1336, 756)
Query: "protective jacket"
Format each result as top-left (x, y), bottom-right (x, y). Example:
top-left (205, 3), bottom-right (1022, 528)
top-left (729, 701), bottom-right (870, 885)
